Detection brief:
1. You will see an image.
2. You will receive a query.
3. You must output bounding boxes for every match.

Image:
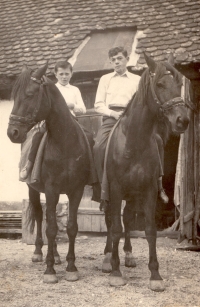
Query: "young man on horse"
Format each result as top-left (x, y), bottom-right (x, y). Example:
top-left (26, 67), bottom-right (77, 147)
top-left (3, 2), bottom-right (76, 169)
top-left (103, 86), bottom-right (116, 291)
top-left (93, 46), bottom-right (168, 204)
top-left (20, 61), bottom-right (87, 180)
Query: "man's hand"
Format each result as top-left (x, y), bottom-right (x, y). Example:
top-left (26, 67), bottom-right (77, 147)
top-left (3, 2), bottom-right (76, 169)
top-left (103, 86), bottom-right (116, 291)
top-left (74, 107), bottom-right (84, 116)
top-left (110, 110), bottom-right (123, 120)
top-left (67, 102), bottom-right (75, 110)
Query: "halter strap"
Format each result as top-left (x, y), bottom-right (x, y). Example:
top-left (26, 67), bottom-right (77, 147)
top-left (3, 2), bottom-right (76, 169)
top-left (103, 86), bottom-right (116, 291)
top-left (9, 75), bottom-right (51, 127)
top-left (149, 71), bottom-right (185, 112)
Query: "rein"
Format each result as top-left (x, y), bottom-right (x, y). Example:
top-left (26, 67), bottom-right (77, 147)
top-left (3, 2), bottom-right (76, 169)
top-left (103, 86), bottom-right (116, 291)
top-left (9, 76), bottom-right (51, 127)
top-left (149, 71), bottom-right (185, 113)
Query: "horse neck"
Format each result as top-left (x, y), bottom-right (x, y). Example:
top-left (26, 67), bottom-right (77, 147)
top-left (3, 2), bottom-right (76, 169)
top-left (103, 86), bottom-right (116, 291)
top-left (45, 86), bottom-right (78, 149)
top-left (124, 93), bottom-right (157, 155)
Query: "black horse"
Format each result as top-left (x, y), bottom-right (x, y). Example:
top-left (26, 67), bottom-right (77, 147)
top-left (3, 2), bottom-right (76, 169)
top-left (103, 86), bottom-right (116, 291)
top-left (101, 54), bottom-right (189, 291)
top-left (7, 63), bottom-right (92, 283)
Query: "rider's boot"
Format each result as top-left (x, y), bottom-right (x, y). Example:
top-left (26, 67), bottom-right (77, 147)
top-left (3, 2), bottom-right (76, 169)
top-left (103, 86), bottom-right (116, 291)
top-left (20, 160), bottom-right (33, 180)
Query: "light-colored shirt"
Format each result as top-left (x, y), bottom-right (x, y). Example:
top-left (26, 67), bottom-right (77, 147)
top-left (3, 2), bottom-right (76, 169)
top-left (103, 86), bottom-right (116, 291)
top-left (95, 70), bottom-right (140, 116)
top-left (56, 82), bottom-right (86, 116)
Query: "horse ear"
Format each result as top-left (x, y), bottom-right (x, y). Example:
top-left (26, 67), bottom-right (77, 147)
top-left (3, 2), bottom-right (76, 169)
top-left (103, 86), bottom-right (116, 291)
top-left (143, 52), bottom-right (156, 73)
top-left (168, 53), bottom-right (175, 66)
top-left (21, 64), bottom-right (28, 73)
top-left (32, 61), bottom-right (48, 80)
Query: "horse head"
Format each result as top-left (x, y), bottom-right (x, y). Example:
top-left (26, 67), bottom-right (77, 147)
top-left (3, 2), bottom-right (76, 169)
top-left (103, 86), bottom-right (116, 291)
top-left (7, 62), bottom-right (50, 143)
top-left (144, 53), bottom-right (189, 134)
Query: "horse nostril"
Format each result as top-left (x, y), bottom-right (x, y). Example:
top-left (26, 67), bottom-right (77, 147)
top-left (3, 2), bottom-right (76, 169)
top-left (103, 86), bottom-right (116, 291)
top-left (12, 128), bottom-right (19, 139)
top-left (177, 116), bottom-right (182, 125)
top-left (177, 116), bottom-right (189, 129)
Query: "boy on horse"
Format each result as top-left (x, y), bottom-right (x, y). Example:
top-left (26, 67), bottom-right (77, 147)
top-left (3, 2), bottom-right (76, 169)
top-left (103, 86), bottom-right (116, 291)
top-left (93, 46), bottom-right (168, 204)
top-left (20, 61), bottom-right (87, 180)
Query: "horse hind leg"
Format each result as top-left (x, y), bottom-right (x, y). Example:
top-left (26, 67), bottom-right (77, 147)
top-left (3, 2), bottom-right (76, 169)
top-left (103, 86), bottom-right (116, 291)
top-left (28, 186), bottom-right (44, 263)
top-left (123, 202), bottom-right (136, 268)
top-left (102, 203), bottom-right (112, 273)
top-left (29, 186), bottom-right (61, 265)
top-left (66, 188), bottom-right (84, 282)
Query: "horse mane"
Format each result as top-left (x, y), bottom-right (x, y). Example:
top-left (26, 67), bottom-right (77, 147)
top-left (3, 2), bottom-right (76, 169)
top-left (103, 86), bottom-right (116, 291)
top-left (123, 61), bottom-right (181, 145)
top-left (123, 65), bottom-right (154, 117)
top-left (151, 61), bottom-right (182, 144)
top-left (12, 68), bottom-right (32, 100)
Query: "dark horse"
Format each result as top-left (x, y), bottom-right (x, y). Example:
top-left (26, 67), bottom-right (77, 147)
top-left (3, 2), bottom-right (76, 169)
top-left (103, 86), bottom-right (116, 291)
top-left (7, 63), bottom-right (91, 283)
top-left (102, 54), bottom-right (189, 291)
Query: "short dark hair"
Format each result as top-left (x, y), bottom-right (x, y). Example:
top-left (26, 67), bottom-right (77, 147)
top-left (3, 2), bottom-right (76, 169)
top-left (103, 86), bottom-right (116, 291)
top-left (108, 46), bottom-right (128, 58)
top-left (54, 61), bottom-right (73, 73)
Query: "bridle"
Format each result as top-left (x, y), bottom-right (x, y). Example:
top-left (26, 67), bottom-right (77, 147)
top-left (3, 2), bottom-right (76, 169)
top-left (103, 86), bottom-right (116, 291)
top-left (149, 70), bottom-right (186, 114)
top-left (9, 76), bottom-right (51, 127)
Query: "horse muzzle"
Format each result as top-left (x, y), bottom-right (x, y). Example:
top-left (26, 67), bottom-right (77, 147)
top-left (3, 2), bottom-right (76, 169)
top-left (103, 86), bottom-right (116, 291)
top-left (7, 124), bottom-right (27, 143)
top-left (175, 114), bottom-right (189, 133)
top-left (171, 114), bottom-right (189, 134)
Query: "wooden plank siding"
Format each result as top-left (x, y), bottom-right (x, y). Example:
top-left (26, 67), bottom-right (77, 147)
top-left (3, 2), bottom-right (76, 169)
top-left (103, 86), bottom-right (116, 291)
top-left (0, 211), bottom-right (22, 231)
top-left (175, 77), bottom-right (200, 243)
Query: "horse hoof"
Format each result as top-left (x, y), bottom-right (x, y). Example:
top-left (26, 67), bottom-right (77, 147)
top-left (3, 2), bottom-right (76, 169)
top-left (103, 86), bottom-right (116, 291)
top-left (102, 253), bottom-right (112, 273)
top-left (32, 254), bottom-right (43, 262)
top-left (54, 256), bottom-right (61, 265)
top-left (149, 280), bottom-right (165, 292)
top-left (109, 275), bottom-right (126, 287)
top-left (125, 252), bottom-right (136, 268)
top-left (43, 274), bottom-right (58, 284)
top-left (66, 271), bottom-right (79, 282)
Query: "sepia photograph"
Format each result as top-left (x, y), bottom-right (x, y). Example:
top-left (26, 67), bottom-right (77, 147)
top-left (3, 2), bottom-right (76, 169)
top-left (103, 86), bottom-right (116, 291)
top-left (0, 0), bottom-right (200, 306)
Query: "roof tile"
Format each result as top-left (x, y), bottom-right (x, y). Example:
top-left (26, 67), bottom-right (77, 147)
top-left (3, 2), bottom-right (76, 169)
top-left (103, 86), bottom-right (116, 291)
top-left (0, 0), bottom-right (199, 80)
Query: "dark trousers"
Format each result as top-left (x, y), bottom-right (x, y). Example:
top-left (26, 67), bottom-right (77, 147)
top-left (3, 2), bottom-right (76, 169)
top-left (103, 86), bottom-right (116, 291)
top-left (28, 130), bottom-right (45, 163)
top-left (93, 117), bottom-right (117, 183)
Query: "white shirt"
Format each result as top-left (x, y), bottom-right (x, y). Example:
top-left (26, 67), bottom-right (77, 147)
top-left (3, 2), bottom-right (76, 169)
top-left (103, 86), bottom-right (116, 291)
top-left (95, 70), bottom-right (140, 116)
top-left (56, 82), bottom-right (86, 116)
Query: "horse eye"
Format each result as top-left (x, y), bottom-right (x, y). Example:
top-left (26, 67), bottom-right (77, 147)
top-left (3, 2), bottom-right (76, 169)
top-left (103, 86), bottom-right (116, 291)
top-left (157, 81), bottom-right (164, 88)
top-left (26, 90), bottom-right (34, 97)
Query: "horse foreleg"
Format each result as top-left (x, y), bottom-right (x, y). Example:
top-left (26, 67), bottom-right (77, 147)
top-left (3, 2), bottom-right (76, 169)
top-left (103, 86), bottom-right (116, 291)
top-left (28, 186), bottom-right (44, 262)
top-left (43, 186), bottom-right (59, 284)
top-left (52, 240), bottom-right (61, 264)
top-left (123, 202), bottom-right (136, 268)
top-left (102, 204), bottom-right (112, 273)
top-left (66, 187), bottom-right (84, 282)
top-left (145, 194), bottom-right (165, 292)
top-left (109, 189), bottom-right (126, 287)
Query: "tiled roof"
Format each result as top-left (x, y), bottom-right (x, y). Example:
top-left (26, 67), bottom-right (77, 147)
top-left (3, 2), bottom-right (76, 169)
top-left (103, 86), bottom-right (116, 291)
top-left (0, 0), bottom-right (200, 78)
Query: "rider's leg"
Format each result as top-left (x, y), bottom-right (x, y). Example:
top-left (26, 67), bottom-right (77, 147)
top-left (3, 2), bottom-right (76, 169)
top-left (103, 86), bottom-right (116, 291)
top-left (20, 131), bottom-right (44, 180)
top-left (155, 134), bottom-right (169, 204)
top-left (93, 117), bottom-right (117, 204)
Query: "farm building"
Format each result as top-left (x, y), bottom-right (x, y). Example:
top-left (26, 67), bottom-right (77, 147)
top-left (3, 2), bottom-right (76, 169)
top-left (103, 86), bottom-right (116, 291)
top-left (0, 0), bottom-right (200, 243)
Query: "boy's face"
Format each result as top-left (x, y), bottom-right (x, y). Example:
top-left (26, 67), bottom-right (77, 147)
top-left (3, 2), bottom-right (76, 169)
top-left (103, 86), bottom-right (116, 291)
top-left (55, 67), bottom-right (72, 86)
top-left (109, 52), bottom-right (129, 75)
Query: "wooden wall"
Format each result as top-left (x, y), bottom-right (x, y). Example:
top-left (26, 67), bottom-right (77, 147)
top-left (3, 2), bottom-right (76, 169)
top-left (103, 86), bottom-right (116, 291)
top-left (174, 77), bottom-right (200, 244)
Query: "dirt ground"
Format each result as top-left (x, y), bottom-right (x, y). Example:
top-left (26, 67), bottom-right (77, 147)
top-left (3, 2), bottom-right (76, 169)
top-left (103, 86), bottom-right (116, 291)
top-left (0, 233), bottom-right (200, 307)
